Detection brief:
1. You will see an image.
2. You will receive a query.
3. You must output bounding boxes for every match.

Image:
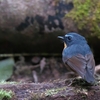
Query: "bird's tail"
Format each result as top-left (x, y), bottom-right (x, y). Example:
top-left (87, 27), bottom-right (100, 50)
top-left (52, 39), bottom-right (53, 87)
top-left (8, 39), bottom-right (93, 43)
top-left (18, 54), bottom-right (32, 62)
top-left (84, 68), bottom-right (95, 83)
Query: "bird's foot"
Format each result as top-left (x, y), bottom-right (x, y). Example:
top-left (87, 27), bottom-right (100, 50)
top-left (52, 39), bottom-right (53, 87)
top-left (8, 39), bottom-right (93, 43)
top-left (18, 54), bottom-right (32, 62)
top-left (93, 80), bottom-right (100, 86)
top-left (65, 78), bottom-right (78, 86)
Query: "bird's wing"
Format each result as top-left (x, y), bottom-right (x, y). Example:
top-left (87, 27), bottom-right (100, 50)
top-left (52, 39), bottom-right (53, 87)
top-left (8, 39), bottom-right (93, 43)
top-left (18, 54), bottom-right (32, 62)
top-left (65, 54), bottom-right (95, 82)
top-left (84, 54), bottom-right (95, 83)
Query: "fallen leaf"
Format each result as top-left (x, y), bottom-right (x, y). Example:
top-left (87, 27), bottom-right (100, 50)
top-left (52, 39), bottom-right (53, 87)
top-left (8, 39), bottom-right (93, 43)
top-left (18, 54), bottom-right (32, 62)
top-left (0, 58), bottom-right (15, 81)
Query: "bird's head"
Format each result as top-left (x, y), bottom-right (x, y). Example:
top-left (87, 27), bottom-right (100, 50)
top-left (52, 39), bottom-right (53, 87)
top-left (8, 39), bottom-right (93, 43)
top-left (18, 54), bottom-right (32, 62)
top-left (58, 32), bottom-right (87, 47)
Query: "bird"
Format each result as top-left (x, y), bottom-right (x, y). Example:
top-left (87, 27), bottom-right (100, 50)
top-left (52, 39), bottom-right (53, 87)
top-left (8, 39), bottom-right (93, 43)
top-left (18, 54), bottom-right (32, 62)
top-left (58, 32), bottom-right (95, 84)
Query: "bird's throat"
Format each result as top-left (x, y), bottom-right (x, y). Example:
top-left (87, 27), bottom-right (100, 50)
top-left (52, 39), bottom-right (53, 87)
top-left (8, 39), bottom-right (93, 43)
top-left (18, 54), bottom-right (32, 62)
top-left (64, 42), bottom-right (67, 49)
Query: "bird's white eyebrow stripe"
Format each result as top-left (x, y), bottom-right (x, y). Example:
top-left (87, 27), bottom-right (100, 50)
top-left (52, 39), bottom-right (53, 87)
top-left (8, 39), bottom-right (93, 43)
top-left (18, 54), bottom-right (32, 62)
top-left (65, 34), bottom-right (73, 37)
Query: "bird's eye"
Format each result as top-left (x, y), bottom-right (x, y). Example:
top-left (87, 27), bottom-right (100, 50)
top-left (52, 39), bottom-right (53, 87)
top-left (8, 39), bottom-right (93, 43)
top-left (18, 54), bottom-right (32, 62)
top-left (67, 36), bottom-right (72, 41)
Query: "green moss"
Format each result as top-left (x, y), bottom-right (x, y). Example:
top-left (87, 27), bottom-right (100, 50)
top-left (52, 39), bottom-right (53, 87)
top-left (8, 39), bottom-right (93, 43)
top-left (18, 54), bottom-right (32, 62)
top-left (45, 86), bottom-right (67, 96)
top-left (0, 89), bottom-right (14, 100)
top-left (29, 86), bottom-right (68, 99)
top-left (0, 81), bottom-right (18, 84)
top-left (66, 0), bottom-right (100, 37)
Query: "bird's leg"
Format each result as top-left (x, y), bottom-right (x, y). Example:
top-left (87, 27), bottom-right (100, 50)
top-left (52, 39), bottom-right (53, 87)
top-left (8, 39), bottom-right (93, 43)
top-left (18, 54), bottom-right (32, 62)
top-left (65, 77), bottom-right (78, 86)
top-left (65, 71), bottom-right (79, 86)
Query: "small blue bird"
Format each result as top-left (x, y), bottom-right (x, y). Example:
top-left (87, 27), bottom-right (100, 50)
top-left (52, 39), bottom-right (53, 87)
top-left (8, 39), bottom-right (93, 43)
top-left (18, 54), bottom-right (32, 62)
top-left (58, 32), bottom-right (95, 83)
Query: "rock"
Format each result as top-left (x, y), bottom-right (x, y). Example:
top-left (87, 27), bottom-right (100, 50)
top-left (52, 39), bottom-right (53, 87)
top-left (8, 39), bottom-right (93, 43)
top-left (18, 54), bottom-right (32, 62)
top-left (0, 0), bottom-right (75, 53)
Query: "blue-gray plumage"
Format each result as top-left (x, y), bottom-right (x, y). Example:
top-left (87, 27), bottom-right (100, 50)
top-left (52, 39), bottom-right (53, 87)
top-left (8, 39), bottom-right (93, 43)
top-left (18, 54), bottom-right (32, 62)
top-left (58, 32), bottom-right (95, 83)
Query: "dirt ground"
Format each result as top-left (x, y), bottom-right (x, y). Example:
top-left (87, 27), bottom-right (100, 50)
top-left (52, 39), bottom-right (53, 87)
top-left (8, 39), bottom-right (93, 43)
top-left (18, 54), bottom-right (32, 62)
top-left (1, 56), bottom-right (100, 100)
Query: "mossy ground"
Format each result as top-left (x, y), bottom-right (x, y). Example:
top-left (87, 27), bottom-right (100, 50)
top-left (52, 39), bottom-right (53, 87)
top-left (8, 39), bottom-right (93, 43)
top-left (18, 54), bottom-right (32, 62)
top-left (0, 79), bottom-right (100, 100)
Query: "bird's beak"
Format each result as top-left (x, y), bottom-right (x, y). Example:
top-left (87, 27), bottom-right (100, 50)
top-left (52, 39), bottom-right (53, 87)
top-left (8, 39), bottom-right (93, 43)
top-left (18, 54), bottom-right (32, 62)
top-left (58, 36), bottom-right (67, 48)
top-left (57, 36), bottom-right (64, 41)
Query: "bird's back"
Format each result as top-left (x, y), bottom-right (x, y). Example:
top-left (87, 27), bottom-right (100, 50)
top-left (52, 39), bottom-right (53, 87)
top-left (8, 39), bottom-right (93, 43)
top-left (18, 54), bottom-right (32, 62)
top-left (62, 43), bottom-right (92, 63)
